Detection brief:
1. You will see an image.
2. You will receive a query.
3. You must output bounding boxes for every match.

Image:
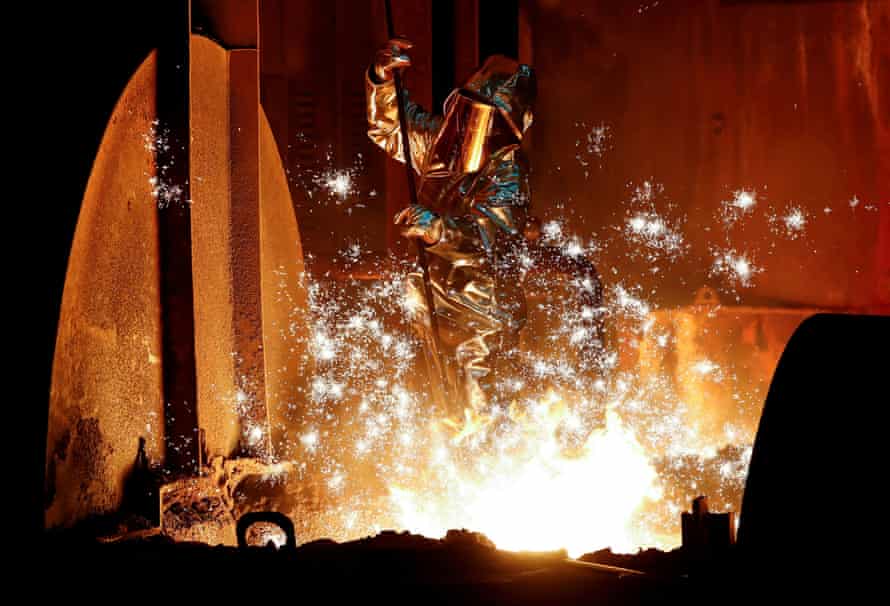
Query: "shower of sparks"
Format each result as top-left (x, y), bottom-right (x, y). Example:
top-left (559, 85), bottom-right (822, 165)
top-left (142, 120), bottom-right (190, 208)
top-left (619, 181), bottom-right (689, 264)
top-left (731, 190), bottom-right (756, 210)
top-left (323, 171), bottom-right (355, 200)
top-left (611, 283), bottom-right (651, 321)
top-left (691, 359), bottom-right (718, 376)
top-left (624, 211), bottom-right (686, 261)
top-left (142, 119), bottom-right (171, 154)
top-left (541, 219), bottom-right (565, 244)
top-left (574, 121), bottom-right (612, 177)
top-left (256, 199), bottom-right (770, 556)
top-left (339, 241), bottom-right (365, 264)
top-left (631, 180), bottom-right (660, 204)
top-left (709, 248), bottom-right (759, 289)
top-left (247, 425), bottom-right (265, 446)
top-left (288, 134), bottom-right (369, 211)
top-left (690, 359), bottom-right (724, 383)
top-left (196, 108), bottom-right (880, 558)
top-left (780, 205), bottom-right (807, 238)
top-left (765, 204), bottom-right (808, 239)
top-left (262, 170), bottom-right (792, 554)
top-left (719, 189), bottom-right (758, 227)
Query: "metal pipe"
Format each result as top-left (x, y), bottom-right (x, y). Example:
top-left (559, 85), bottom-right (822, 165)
top-left (383, 0), bottom-right (455, 411)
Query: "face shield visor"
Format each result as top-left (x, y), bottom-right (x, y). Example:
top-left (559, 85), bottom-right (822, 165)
top-left (424, 88), bottom-right (519, 177)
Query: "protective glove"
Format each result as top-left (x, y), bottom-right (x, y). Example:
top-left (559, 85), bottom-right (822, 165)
top-left (394, 205), bottom-right (443, 245)
top-left (373, 37), bottom-right (413, 82)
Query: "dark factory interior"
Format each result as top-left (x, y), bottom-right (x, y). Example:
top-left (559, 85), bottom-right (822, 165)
top-left (18, 0), bottom-right (889, 602)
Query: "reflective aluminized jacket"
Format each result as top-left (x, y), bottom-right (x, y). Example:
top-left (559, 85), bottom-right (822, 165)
top-left (366, 55), bottom-right (536, 410)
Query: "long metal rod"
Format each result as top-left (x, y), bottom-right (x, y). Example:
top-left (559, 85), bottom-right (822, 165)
top-left (383, 0), bottom-right (453, 409)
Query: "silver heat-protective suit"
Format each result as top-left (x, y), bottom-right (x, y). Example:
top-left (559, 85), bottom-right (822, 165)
top-left (366, 54), bottom-right (536, 414)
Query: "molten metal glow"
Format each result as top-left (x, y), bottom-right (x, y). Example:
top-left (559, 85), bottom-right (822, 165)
top-left (390, 399), bottom-right (661, 557)
top-left (279, 245), bottom-right (758, 554)
top-left (230, 124), bottom-right (882, 555)
top-left (133, 121), bottom-right (880, 556)
top-left (244, 521), bottom-right (289, 548)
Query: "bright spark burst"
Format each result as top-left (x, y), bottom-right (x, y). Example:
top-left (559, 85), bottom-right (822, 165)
top-left (612, 284), bottom-right (651, 320)
top-left (731, 190), bottom-right (756, 211)
top-left (620, 181), bottom-right (688, 264)
top-left (324, 171), bottom-right (354, 199)
top-left (709, 249), bottom-right (759, 289)
top-left (142, 120), bottom-right (190, 208)
top-left (719, 189), bottom-right (757, 227)
top-left (624, 211), bottom-right (686, 261)
top-left (768, 204), bottom-right (808, 239)
top-left (269, 218), bottom-right (766, 555)
top-left (247, 425), bottom-right (265, 445)
top-left (782, 206), bottom-right (807, 237)
top-left (692, 359), bottom-right (719, 376)
top-left (391, 407), bottom-right (662, 557)
top-left (541, 220), bottom-right (564, 243)
top-left (254, 134), bottom-right (851, 557)
top-left (574, 121), bottom-right (612, 177)
top-left (288, 137), bottom-right (367, 210)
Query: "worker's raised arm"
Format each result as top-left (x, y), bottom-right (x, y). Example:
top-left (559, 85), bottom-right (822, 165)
top-left (365, 37), bottom-right (441, 173)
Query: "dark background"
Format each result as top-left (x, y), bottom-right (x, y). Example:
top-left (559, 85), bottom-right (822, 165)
top-left (22, 3), bottom-right (158, 547)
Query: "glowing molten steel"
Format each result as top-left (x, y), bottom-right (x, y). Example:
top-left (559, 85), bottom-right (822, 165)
top-left (390, 394), bottom-right (662, 557)
top-left (268, 168), bottom-right (852, 557)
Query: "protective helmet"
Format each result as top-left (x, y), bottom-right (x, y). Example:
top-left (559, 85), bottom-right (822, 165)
top-left (425, 56), bottom-right (536, 176)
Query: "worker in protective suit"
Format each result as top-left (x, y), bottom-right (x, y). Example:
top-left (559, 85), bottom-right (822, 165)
top-left (366, 38), bottom-right (536, 415)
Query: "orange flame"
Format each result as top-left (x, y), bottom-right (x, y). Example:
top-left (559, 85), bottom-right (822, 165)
top-left (390, 392), bottom-right (663, 557)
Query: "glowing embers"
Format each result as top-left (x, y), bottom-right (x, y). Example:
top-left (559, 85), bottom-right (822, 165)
top-left (243, 521), bottom-right (289, 548)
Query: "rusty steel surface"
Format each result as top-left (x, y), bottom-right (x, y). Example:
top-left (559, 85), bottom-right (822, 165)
top-left (524, 0), bottom-right (889, 309)
top-left (45, 51), bottom-right (165, 529)
top-left (258, 106), bottom-right (311, 459)
top-left (629, 303), bottom-right (822, 447)
top-left (229, 45), bottom-right (271, 460)
top-left (191, 34), bottom-right (242, 461)
top-left (47, 29), bottom-right (310, 530)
